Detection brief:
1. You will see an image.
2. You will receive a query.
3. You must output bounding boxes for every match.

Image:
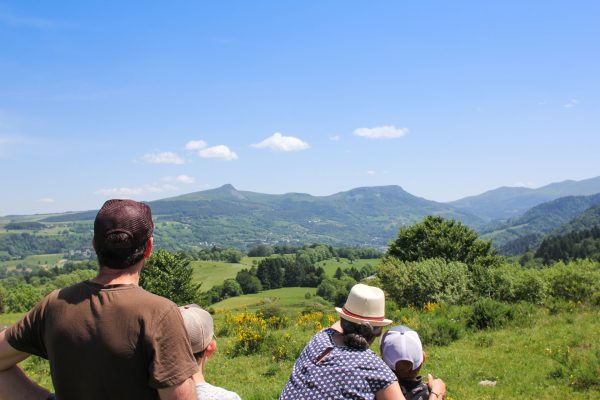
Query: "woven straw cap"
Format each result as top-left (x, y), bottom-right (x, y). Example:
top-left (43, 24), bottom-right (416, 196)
top-left (335, 283), bottom-right (392, 327)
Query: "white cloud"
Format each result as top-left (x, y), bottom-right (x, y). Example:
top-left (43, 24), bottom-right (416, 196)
top-left (329, 135), bottom-right (341, 141)
top-left (176, 174), bottom-right (195, 184)
top-left (353, 125), bottom-right (409, 139)
top-left (564, 99), bottom-right (579, 109)
top-left (95, 183), bottom-right (179, 197)
top-left (38, 198), bottom-right (54, 203)
top-left (185, 140), bottom-right (207, 150)
top-left (199, 145), bottom-right (238, 161)
top-left (141, 152), bottom-right (185, 165)
top-left (366, 170), bottom-right (376, 175)
top-left (251, 132), bottom-right (310, 152)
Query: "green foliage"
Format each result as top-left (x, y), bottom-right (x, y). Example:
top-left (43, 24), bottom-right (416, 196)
top-left (235, 269), bottom-right (263, 294)
top-left (195, 246), bottom-right (245, 263)
top-left (140, 249), bottom-right (201, 305)
top-left (0, 232), bottom-right (90, 258)
top-left (387, 216), bottom-right (497, 265)
top-left (256, 254), bottom-right (324, 290)
top-left (378, 258), bottom-right (471, 307)
top-left (248, 244), bottom-right (274, 257)
top-left (543, 260), bottom-right (600, 302)
top-left (482, 193), bottom-right (600, 255)
top-left (4, 222), bottom-right (46, 230)
top-left (316, 275), bottom-right (356, 307)
top-left (3, 283), bottom-right (42, 312)
top-left (536, 226), bottom-right (600, 264)
top-left (419, 316), bottom-right (463, 346)
top-left (467, 299), bottom-right (514, 330)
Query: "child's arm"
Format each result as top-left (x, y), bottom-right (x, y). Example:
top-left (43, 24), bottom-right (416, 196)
top-left (427, 374), bottom-right (446, 400)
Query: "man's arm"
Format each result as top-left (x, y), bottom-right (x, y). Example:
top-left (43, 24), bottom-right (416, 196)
top-left (0, 365), bottom-right (51, 400)
top-left (0, 330), bottom-right (51, 400)
top-left (157, 377), bottom-right (196, 400)
top-left (0, 330), bottom-right (29, 371)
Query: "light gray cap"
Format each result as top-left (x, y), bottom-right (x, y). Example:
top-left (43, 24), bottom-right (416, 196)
top-left (179, 304), bottom-right (214, 354)
top-left (380, 325), bottom-right (424, 370)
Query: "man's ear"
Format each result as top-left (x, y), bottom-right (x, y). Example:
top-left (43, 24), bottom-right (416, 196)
top-left (144, 236), bottom-right (153, 259)
top-left (204, 340), bottom-right (217, 359)
top-left (422, 351), bottom-right (427, 364)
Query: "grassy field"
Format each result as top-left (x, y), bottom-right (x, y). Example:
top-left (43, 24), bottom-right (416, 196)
top-left (191, 260), bottom-right (248, 290)
top-left (3, 292), bottom-right (599, 399)
top-left (316, 258), bottom-right (380, 276)
top-left (211, 287), bottom-right (318, 313)
top-left (190, 256), bottom-right (377, 291)
top-left (0, 254), bottom-right (65, 271)
top-left (200, 301), bottom-right (600, 400)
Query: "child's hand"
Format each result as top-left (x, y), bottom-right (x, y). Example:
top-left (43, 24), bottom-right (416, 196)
top-left (427, 374), bottom-right (446, 399)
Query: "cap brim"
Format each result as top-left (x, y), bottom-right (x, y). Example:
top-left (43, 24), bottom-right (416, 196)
top-left (335, 307), bottom-right (392, 327)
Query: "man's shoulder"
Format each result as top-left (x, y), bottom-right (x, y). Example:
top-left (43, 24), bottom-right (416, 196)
top-left (55, 280), bottom-right (177, 314)
top-left (196, 382), bottom-right (241, 400)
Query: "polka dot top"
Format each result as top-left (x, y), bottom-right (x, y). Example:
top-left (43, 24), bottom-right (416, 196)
top-left (279, 328), bottom-right (397, 400)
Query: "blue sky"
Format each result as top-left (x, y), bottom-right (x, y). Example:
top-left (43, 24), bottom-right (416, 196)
top-left (1, 1), bottom-right (599, 215)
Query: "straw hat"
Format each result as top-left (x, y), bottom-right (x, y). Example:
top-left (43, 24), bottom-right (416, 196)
top-left (335, 283), bottom-right (392, 327)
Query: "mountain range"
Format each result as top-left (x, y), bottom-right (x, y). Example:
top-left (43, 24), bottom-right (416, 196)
top-left (4, 176), bottom-right (600, 252)
top-left (43, 184), bottom-right (484, 248)
top-left (449, 176), bottom-right (600, 220)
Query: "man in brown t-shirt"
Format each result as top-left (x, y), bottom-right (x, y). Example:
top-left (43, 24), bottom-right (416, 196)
top-left (0, 199), bottom-right (198, 400)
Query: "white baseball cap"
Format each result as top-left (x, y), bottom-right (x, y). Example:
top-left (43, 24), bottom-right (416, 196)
top-left (380, 325), bottom-right (424, 370)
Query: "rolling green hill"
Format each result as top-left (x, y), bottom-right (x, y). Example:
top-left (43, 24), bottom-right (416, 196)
top-left (481, 193), bottom-right (600, 254)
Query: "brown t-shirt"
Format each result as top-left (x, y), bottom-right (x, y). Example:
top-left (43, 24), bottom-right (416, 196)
top-left (6, 280), bottom-right (198, 400)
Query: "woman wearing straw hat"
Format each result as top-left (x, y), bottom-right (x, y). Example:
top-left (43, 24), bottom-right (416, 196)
top-left (279, 283), bottom-right (446, 400)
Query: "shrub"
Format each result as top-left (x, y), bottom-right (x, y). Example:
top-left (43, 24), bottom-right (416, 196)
top-left (513, 271), bottom-right (549, 305)
top-left (378, 258), bottom-right (471, 307)
top-left (230, 312), bottom-right (269, 356)
top-left (419, 317), bottom-right (463, 346)
top-left (544, 261), bottom-right (599, 302)
top-left (467, 299), bottom-right (514, 330)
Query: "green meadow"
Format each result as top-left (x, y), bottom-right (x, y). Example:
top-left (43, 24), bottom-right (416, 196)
top-left (0, 254), bottom-right (65, 271)
top-left (211, 287), bottom-right (318, 313)
top-left (7, 287), bottom-right (600, 399)
top-left (191, 260), bottom-right (247, 290)
top-left (203, 298), bottom-right (600, 400)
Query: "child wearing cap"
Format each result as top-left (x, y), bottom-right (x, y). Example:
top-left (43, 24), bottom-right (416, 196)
top-left (380, 325), bottom-right (445, 400)
top-left (179, 304), bottom-right (241, 400)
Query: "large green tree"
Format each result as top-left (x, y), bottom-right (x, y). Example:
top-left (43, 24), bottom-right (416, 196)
top-left (387, 216), bottom-right (496, 264)
top-left (140, 249), bottom-right (201, 305)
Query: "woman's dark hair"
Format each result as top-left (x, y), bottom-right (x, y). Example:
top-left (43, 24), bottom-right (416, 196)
top-left (95, 232), bottom-right (149, 269)
top-left (340, 319), bottom-right (382, 350)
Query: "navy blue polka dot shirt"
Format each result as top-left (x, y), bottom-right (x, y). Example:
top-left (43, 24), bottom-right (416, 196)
top-left (279, 328), bottom-right (397, 399)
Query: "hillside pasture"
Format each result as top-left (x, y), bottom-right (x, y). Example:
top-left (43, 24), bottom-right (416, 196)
top-left (0, 254), bottom-right (65, 271)
top-left (206, 302), bottom-right (599, 399)
top-left (191, 260), bottom-right (247, 290)
top-left (211, 287), bottom-right (318, 313)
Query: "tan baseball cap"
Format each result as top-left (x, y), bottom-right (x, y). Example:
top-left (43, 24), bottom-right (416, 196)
top-left (179, 304), bottom-right (214, 353)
